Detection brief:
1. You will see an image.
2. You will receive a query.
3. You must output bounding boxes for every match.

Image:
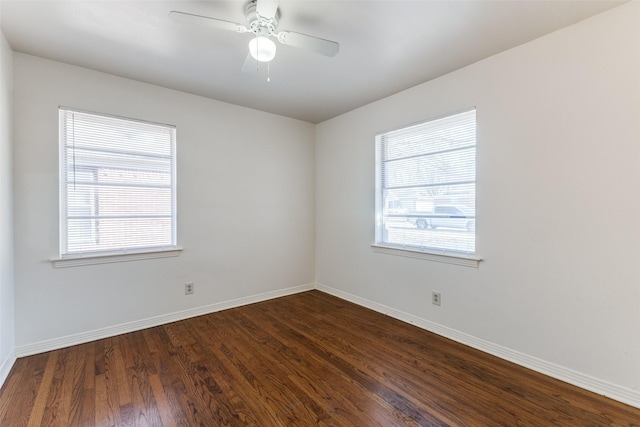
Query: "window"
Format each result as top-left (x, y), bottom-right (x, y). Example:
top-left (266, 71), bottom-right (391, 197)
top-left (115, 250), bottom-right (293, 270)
top-left (59, 108), bottom-right (177, 258)
top-left (375, 108), bottom-right (476, 258)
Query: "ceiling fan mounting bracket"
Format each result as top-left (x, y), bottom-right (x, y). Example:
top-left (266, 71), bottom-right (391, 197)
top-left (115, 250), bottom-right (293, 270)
top-left (246, 0), bottom-right (279, 37)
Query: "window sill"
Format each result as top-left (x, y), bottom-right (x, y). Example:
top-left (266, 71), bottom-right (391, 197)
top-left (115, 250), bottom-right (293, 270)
top-left (51, 247), bottom-right (183, 268)
top-left (371, 244), bottom-right (481, 268)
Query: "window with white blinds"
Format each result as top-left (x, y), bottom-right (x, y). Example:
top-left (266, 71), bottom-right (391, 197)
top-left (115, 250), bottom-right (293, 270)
top-left (375, 108), bottom-right (476, 255)
top-left (59, 108), bottom-right (177, 257)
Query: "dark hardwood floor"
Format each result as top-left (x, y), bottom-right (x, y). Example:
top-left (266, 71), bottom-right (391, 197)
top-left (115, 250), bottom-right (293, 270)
top-left (1, 290), bottom-right (638, 426)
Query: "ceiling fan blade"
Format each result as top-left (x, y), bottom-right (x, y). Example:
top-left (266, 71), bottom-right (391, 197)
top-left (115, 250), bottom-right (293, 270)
top-left (242, 53), bottom-right (260, 73)
top-left (256, 0), bottom-right (279, 20)
top-left (277, 31), bottom-right (339, 57)
top-left (170, 11), bottom-right (248, 33)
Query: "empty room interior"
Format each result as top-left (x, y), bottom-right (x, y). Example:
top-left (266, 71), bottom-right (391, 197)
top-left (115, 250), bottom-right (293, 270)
top-left (1, 0), bottom-right (640, 425)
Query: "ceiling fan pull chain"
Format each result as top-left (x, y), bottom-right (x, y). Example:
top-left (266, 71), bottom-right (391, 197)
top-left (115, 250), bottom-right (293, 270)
top-left (267, 61), bottom-right (271, 82)
top-left (253, 32), bottom-right (260, 72)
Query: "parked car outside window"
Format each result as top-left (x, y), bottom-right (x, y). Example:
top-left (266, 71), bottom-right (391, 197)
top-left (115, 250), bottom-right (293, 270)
top-left (415, 205), bottom-right (475, 231)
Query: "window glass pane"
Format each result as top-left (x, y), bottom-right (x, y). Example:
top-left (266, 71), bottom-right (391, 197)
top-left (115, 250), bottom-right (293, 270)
top-left (376, 109), bottom-right (476, 255)
top-left (60, 108), bottom-right (177, 256)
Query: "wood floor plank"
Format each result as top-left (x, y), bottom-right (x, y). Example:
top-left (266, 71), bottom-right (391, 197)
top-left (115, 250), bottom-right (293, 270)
top-left (120, 333), bottom-right (163, 426)
top-left (104, 338), bottom-right (125, 426)
top-left (67, 343), bottom-right (95, 427)
top-left (1, 290), bottom-right (639, 426)
top-left (94, 373), bottom-right (111, 426)
top-left (26, 352), bottom-right (58, 427)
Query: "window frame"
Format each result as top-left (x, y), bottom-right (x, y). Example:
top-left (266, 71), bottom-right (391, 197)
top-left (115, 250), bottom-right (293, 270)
top-left (373, 108), bottom-right (481, 267)
top-left (55, 107), bottom-right (180, 266)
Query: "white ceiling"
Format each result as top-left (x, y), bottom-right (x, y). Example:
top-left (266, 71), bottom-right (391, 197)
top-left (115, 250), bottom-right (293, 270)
top-left (1, 0), bottom-right (624, 123)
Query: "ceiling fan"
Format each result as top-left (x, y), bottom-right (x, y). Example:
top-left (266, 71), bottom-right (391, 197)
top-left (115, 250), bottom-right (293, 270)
top-left (170, 0), bottom-right (340, 74)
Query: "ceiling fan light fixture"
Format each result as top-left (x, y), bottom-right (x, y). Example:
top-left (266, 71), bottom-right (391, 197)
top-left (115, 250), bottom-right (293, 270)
top-left (249, 36), bottom-right (276, 62)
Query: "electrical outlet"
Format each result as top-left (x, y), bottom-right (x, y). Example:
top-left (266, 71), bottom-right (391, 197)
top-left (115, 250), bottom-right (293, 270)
top-left (185, 282), bottom-right (194, 295)
top-left (432, 292), bottom-right (441, 306)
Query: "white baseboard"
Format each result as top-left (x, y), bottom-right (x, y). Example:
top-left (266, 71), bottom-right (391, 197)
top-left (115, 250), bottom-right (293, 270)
top-left (15, 283), bottom-right (315, 358)
top-left (316, 283), bottom-right (640, 410)
top-left (0, 350), bottom-right (16, 389)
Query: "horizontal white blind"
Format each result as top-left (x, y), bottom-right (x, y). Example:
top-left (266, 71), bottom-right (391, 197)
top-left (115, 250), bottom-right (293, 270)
top-left (59, 108), bottom-right (177, 257)
top-left (376, 108), bottom-right (476, 255)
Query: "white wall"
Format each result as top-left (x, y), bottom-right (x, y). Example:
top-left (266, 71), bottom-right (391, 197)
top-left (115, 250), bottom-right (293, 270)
top-left (316, 2), bottom-right (640, 405)
top-left (0, 9), bottom-right (16, 382)
top-left (13, 54), bottom-right (315, 349)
